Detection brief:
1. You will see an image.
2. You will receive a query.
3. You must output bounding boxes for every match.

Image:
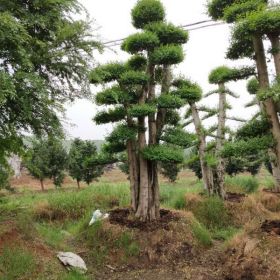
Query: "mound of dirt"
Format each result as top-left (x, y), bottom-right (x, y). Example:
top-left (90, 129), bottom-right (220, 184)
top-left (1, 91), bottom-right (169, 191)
top-left (261, 220), bottom-right (280, 235)
top-left (108, 208), bottom-right (179, 231)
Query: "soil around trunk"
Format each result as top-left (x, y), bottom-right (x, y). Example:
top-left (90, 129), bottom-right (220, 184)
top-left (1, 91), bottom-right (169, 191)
top-left (108, 208), bottom-right (179, 231)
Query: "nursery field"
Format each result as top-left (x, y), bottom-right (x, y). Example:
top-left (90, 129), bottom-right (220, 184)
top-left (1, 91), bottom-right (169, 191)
top-left (0, 168), bottom-right (280, 280)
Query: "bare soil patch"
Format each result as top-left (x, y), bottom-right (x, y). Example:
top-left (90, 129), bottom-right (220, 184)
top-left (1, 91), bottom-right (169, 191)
top-left (226, 192), bottom-right (246, 203)
top-left (261, 220), bottom-right (280, 235)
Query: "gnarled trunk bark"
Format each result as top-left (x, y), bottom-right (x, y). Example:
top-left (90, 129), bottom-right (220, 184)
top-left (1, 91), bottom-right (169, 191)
top-left (191, 104), bottom-right (214, 194)
top-left (253, 36), bottom-right (280, 191)
top-left (214, 83), bottom-right (226, 198)
top-left (268, 34), bottom-right (280, 76)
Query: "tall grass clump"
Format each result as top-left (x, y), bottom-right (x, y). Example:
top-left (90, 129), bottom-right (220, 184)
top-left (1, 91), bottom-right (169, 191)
top-left (226, 175), bottom-right (259, 193)
top-left (35, 183), bottom-right (130, 221)
top-left (0, 247), bottom-right (36, 280)
top-left (194, 196), bottom-right (229, 229)
top-left (160, 182), bottom-right (202, 209)
top-left (190, 220), bottom-right (212, 247)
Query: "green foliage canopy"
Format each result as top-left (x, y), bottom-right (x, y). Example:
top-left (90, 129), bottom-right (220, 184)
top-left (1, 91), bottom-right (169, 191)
top-left (131, 0), bottom-right (166, 29)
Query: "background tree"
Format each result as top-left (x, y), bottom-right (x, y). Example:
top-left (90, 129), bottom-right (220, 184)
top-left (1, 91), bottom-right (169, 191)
top-left (173, 79), bottom-right (215, 194)
top-left (207, 0), bottom-right (280, 191)
top-left (24, 139), bottom-right (51, 191)
top-left (25, 137), bottom-right (68, 189)
top-left (0, 0), bottom-right (101, 165)
top-left (160, 161), bottom-right (180, 183)
top-left (206, 66), bottom-right (255, 197)
top-left (90, 0), bottom-right (189, 221)
top-left (68, 138), bottom-right (104, 187)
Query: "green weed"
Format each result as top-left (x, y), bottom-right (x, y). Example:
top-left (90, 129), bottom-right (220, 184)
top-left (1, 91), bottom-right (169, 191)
top-left (190, 220), bottom-right (212, 247)
top-left (0, 247), bottom-right (36, 280)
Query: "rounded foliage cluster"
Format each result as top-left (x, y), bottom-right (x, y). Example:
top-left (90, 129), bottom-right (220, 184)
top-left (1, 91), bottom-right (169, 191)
top-left (95, 86), bottom-right (131, 105)
top-left (161, 127), bottom-right (196, 148)
top-left (247, 78), bottom-right (259, 95)
top-left (126, 55), bottom-right (147, 71)
top-left (157, 94), bottom-right (184, 109)
top-left (226, 23), bottom-right (255, 60)
top-left (207, 0), bottom-right (235, 20)
top-left (222, 135), bottom-right (273, 158)
top-left (208, 66), bottom-right (255, 84)
top-left (172, 81), bottom-right (202, 104)
top-left (246, 8), bottom-right (280, 36)
top-left (165, 110), bottom-right (180, 126)
top-left (223, 0), bottom-right (267, 23)
top-left (145, 22), bottom-right (188, 45)
top-left (236, 118), bottom-right (271, 139)
top-left (121, 31), bottom-right (159, 54)
top-left (106, 124), bottom-right (137, 143)
top-left (94, 107), bottom-right (127, 124)
top-left (128, 103), bottom-right (157, 117)
top-left (120, 70), bottom-right (149, 86)
top-left (89, 63), bottom-right (127, 84)
top-left (141, 144), bottom-right (184, 163)
top-left (131, 0), bottom-right (165, 29)
top-left (150, 44), bottom-right (184, 65)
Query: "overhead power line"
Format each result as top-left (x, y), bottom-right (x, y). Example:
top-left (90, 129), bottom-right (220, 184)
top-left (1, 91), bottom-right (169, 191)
top-left (103, 19), bottom-right (225, 48)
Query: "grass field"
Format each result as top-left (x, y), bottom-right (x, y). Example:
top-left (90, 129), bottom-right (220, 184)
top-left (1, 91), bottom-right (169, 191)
top-left (0, 168), bottom-right (280, 280)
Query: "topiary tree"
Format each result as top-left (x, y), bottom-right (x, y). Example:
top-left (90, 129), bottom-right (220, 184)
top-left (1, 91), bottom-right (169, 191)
top-left (68, 138), bottom-right (104, 188)
top-left (206, 65), bottom-right (255, 197)
top-left (24, 137), bottom-right (68, 190)
top-left (90, 0), bottom-right (189, 221)
top-left (172, 78), bottom-right (215, 194)
top-left (207, 0), bottom-right (280, 191)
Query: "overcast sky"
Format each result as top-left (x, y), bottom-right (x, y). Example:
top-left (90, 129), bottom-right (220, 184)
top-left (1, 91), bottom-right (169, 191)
top-left (65, 0), bottom-right (259, 140)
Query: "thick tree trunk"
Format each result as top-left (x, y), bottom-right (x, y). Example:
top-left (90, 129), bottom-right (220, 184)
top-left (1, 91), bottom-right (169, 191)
top-left (191, 104), bottom-right (214, 194)
top-left (40, 179), bottom-right (44, 191)
top-left (214, 83), bottom-right (226, 198)
top-left (135, 116), bottom-right (150, 220)
top-left (253, 36), bottom-right (280, 191)
top-left (135, 60), bottom-right (153, 220)
top-left (268, 34), bottom-right (280, 76)
top-left (127, 138), bottom-right (139, 211)
top-left (156, 66), bottom-right (172, 139)
top-left (77, 180), bottom-right (80, 189)
top-left (147, 60), bottom-right (159, 220)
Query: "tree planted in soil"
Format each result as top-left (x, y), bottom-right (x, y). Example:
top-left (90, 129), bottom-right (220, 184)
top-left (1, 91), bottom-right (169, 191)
top-left (90, 0), bottom-right (189, 221)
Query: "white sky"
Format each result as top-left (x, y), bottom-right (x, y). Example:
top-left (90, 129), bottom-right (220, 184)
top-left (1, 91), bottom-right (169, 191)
top-left (64, 0), bottom-right (260, 140)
